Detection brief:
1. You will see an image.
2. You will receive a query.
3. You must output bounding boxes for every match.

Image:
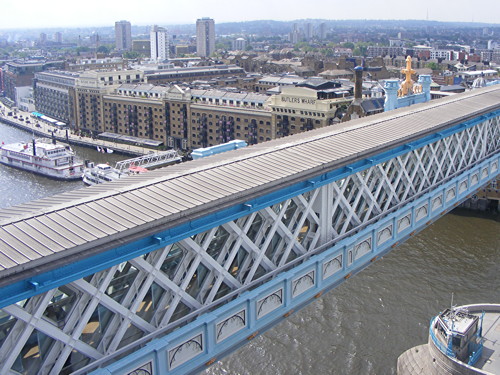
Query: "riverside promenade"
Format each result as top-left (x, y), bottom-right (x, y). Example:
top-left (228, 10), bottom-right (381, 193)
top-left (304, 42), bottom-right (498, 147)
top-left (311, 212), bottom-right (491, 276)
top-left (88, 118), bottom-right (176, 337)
top-left (0, 102), bottom-right (149, 156)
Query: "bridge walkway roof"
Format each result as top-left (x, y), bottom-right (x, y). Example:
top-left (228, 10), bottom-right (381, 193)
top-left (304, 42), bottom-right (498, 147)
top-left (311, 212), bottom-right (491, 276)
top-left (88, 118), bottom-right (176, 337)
top-left (0, 85), bottom-right (499, 287)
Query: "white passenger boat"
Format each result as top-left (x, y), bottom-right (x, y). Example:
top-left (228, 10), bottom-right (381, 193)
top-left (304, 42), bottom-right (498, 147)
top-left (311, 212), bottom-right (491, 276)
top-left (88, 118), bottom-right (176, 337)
top-left (0, 139), bottom-right (84, 180)
top-left (82, 163), bottom-right (126, 185)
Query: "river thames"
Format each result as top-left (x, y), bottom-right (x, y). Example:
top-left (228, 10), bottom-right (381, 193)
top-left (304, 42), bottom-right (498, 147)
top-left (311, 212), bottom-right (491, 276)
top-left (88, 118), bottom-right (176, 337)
top-left (1, 122), bottom-right (499, 375)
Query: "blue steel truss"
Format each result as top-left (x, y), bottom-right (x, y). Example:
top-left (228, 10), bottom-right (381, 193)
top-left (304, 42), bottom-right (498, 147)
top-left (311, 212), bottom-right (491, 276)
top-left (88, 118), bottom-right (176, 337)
top-left (0, 110), bottom-right (498, 375)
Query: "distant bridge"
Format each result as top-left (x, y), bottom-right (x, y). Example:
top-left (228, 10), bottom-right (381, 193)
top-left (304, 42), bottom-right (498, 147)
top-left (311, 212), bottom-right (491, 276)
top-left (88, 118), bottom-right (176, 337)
top-left (0, 86), bottom-right (498, 375)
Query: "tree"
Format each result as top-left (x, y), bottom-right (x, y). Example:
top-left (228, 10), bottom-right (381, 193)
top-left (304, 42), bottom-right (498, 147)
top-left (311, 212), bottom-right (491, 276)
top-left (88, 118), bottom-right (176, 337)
top-left (97, 45), bottom-right (110, 54)
top-left (426, 62), bottom-right (441, 71)
top-left (76, 46), bottom-right (90, 53)
top-left (341, 42), bottom-right (355, 49)
top-left (352, 42), bottom-right (371, 57)
top-left (321, 48), bottom-right (334, 57)
top-left (123, 51), bottom-right (140, 59)
top-left (216, 41), bottom-right (230, 51)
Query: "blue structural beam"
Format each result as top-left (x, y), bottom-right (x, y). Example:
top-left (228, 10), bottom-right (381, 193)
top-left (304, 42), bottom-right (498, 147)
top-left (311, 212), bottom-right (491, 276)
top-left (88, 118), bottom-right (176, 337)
top-left (0, 109), bottom-right (499, 310)
top-left (90, 153), bottom-right (499, 375)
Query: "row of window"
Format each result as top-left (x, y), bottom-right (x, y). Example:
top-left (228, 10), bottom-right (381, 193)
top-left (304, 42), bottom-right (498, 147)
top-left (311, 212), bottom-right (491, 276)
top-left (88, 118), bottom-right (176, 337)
top-left (104, 103), bottom-right (162, 110)
top-left (277, 115), bottom-right (323, 122)
top-left (103, 109), bottom-right (164, 119)
top-left (191, 112), bottom-right (271, 124)
top-left (195, 97), bottom-right (264, 107)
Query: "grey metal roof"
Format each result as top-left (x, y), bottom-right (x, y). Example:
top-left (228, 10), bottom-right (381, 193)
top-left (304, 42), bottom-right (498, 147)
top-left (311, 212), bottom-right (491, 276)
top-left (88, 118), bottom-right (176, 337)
top-left (1, 85), bottom-right (499, 286)
top-left (191, 89), bottom-right (268, 103)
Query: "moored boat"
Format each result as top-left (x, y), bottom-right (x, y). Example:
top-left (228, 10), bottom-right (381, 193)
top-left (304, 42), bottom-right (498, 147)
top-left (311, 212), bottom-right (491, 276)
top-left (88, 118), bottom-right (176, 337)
top-left (82, 163), bottom-right (126, 185)
top-left (0, 139), bottom-right (84, 180)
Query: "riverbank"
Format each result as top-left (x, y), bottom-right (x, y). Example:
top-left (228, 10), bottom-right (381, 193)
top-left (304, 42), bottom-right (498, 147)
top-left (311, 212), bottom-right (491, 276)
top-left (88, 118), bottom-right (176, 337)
top-left (0, 102), bottom-right (148, 156)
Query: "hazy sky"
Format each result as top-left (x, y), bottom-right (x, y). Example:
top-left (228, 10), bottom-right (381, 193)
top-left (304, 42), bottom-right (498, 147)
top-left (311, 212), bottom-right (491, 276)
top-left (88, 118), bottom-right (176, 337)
top-left (2, 0), bottom-right (500, 29)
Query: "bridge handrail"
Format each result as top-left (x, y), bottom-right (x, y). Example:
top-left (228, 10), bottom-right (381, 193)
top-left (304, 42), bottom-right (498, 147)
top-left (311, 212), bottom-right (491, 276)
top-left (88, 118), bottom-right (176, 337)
top-left (72, 149), bottom-right (498, 375)
top-left (114, 150), bottom-right (181, 172)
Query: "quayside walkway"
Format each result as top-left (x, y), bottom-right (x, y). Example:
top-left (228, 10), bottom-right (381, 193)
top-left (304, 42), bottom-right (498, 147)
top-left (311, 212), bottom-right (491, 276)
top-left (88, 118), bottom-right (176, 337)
top-left (0, 86), bottom-right (498, 375)
top-left (0, 102), bottom-right (149, 156)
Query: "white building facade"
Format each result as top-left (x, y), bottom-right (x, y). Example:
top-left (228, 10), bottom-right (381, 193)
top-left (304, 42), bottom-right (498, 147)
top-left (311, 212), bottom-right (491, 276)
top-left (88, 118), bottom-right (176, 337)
top-left (232, 38), bottom-right (246, 51)
top-left (150, 25), bottom-right (169, 61)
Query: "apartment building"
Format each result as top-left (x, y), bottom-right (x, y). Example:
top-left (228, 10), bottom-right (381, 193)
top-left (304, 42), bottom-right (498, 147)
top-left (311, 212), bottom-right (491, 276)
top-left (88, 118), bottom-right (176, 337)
top-left (196, 18), bottom-right (215, 57)
top-left (33, 71), bottom-right (80, 125)
top-left (145, 65), bottom-right (246, 85)
top-left (150, 25), bottom-right (169, 61)
top-left (190, 90), bottom-right (271, 148)
top-left (2, 61), bottom-right (65, 104)
top-left (31, 70), bottom-right (355, 152)
top-left (115, 20), bottom-right (132, 51)
top-left (366, 46), bottom-right (405, 58)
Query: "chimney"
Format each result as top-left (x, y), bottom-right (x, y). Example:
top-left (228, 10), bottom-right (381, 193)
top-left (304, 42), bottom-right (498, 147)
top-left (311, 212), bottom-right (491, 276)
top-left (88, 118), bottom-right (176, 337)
top-left (354, 66), bottom-right (363, 100)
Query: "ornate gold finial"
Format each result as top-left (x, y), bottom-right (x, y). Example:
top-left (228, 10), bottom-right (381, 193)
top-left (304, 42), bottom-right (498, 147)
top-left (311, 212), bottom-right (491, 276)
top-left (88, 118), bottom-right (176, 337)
top-left (398, 56), bottom-right (418, 97)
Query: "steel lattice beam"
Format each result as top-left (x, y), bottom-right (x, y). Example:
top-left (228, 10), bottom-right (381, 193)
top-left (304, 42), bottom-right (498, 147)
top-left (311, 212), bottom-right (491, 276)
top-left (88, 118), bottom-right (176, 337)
top-left (0, 114), bottom-right (498, 375)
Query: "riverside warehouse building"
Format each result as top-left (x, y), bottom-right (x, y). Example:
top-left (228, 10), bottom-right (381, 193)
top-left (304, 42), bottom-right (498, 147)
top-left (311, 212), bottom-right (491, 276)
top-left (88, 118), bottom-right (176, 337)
top-left (32, 68), bottom-right (354, 152)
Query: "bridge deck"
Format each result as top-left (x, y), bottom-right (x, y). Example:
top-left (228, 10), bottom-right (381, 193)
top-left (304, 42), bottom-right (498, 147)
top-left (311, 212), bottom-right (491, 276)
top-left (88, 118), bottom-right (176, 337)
top-left (0, 85), bottom-right (499, 288)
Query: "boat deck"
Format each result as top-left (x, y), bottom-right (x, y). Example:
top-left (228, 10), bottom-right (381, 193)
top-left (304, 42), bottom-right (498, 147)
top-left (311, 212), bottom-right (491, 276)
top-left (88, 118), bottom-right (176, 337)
top-left (473, 308), bottom-right (500, 373)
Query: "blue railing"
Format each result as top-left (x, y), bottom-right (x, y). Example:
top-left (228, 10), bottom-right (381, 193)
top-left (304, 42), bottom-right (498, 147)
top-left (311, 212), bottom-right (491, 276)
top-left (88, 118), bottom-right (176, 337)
top-left (468, 342), bottom-right (484, 366)
top-left (429, 317), bottom-right (456, 358)
top-left (467, 311), bottom-right (485, 366)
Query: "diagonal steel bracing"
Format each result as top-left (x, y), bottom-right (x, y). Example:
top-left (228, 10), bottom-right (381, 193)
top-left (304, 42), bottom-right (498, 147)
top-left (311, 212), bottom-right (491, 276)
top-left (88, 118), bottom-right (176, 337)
top-left (0, 115), bottom-right (498, 374)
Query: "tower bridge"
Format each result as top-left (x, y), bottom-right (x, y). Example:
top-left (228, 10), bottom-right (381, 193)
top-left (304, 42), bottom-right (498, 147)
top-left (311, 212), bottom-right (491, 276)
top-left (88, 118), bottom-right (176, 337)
top-left (0, 85), bottom-right (499, 375)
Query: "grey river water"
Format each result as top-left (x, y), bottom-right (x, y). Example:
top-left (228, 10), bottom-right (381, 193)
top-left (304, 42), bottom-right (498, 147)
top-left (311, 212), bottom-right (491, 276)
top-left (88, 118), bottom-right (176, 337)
top-left (0, 122), bottom-right (499, 375)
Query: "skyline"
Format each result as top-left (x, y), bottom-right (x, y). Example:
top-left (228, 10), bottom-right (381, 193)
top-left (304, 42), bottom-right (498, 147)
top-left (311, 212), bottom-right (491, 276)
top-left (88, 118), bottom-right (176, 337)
top-left (2, 0), bottom-right (500, 30)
